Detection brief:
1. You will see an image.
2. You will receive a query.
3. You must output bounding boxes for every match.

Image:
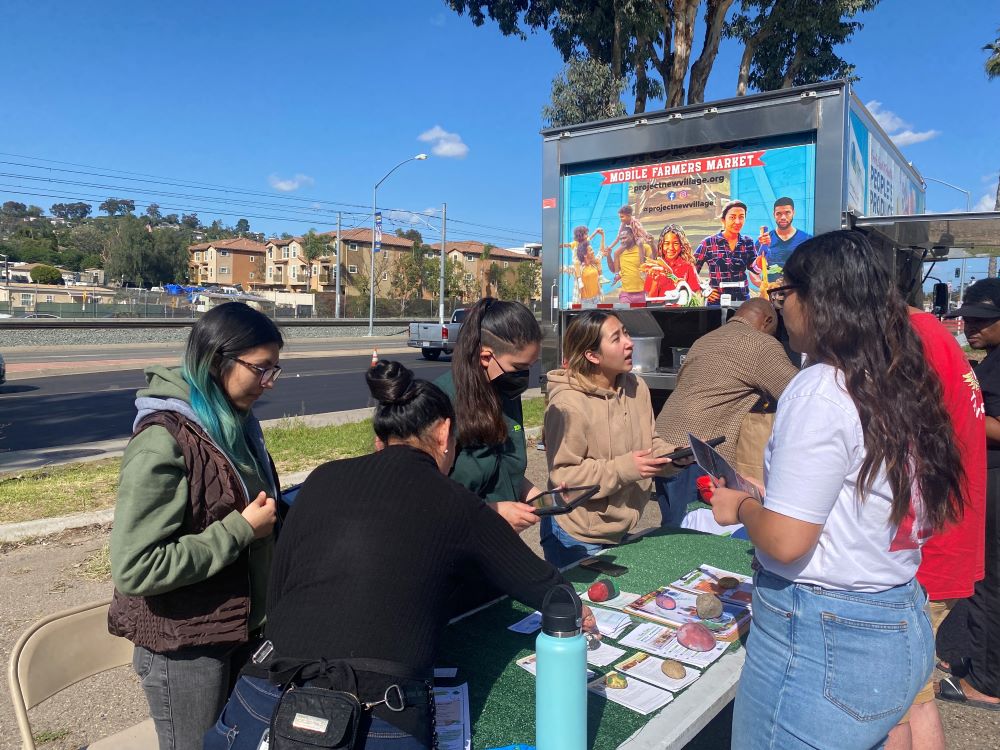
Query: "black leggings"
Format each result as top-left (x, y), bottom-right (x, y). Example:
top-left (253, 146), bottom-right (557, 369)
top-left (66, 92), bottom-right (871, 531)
top-left (937, 466), bottom-right (1000, 697)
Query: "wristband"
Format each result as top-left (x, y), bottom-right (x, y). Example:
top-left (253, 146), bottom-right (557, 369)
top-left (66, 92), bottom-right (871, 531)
top-left (736, 495), bottom-right (758, 524)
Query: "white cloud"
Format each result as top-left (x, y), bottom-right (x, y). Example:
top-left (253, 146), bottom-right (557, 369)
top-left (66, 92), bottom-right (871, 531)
top-left (387, 208), bottom-right (439, 227)
top-left (268, 173), bottom-right (315, 192)
top-left (418, 125), bottom-right (469, 158)
top-left (975, 179), bottom-right (998, 211)
top-left (864, 100), bottom-right (940, 147)
top-left (889, 129), bottom-right (942, 147)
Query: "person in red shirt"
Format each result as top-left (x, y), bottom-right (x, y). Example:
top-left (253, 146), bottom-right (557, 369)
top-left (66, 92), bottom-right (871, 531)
top-left (886, 308), bottom-right (987, 750)
top-left (643, 224), bottom-right (703, 301)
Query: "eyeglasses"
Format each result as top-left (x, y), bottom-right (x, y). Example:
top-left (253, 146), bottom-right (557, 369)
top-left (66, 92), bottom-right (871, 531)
top-left (767, 284), bottom-right (799, 310)
top-left (228, 357), bottom-right (282, 386)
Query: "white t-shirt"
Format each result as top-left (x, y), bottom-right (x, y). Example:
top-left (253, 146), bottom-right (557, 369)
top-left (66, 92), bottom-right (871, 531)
top-left (758, 363), bottom-right (925, 592)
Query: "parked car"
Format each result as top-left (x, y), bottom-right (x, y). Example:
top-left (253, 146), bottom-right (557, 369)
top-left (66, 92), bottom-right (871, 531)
top-left (407, 308), bottom-right (468, 360)
top-left (24, 313), bottom-right (61, 319)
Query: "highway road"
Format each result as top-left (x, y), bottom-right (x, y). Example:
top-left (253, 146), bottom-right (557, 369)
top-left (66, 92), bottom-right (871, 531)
top-left (0, 352), bottom-right (541, 460)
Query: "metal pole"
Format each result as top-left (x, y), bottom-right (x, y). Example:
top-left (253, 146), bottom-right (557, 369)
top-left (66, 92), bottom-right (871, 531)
top-left (923, 177), bottom-right (972, 212)
top-left (439, 202), bottom-right (447, 324)
top-left (368, 185), bottom-right (377, 335)
top-left (959, 258), bottom-right (968, 302)
top-left (335, 212), bottom-right (342, 319)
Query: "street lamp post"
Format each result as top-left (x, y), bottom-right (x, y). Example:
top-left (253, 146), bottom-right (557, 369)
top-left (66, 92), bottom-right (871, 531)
top-left (923, 176), bottom-right (972, 212)
top-left (368, 154), bottom-right (428, 336)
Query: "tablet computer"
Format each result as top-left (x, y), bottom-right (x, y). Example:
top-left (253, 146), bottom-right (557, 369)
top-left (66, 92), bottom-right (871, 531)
top-left (528, 485), bottom-right (601, 516)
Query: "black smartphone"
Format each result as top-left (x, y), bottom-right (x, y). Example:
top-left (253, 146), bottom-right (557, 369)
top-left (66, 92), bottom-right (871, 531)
top-left (578, 558), bottom-right (629, 577)
top-left (527, 485), bottom-right (600, 516)
top-left (659, 436), bottom-right (724, 461)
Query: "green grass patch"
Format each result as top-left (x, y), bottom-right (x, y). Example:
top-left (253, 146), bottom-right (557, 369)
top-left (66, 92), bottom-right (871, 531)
top-left (0, 460), bottom-right (121, 525)
top-left (33, 729), bottom-right (70, 744)
top-left (79, 542), bottom-right (112, 580)
top-left (521, 397), bottom-right (543, 429)
top-left (0, 398), bottom-right (547, 526)
top-left (265, 418), bottom-right (375, 474)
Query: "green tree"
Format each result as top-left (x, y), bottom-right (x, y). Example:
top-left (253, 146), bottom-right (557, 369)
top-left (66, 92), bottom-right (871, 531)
top-left (235, 218), bottom-right (251, 235)
top-left (66, 224), bottom-right (105, 259)
top-left (388, 248), bottom-right (427, 314)
top-left (986, 27), bottom-right (1000, 80)
top-left (444, 257), bottom-right (466, 299)
top-left (181, 213), bottom-right (200, 229)
top-left (511, 260), bottom-right (541, 302)
top-left (485, 262), bottom-right (505, 298)
top-left (51, 201), bottom-right (92, 221)
top-left (149, 228), bottom-right (188, 284)
top-left (163, 213), bottom-right (180, 225)
top-left (728, 0), bottom-right (880, 95)
top-left (99, 198), bottom-right (122, 217)
top-left (543, 56), bottom-right (627, 127)
top-left (145, 203), bottom-right (162, 225)
top-left (395, 228), bottom-right (424, 245)
top-left (30, 264), bottom-right (64, 285)
top-left (2, 201), bottom-right (27, 217)
top-left (104, 215), bottom-right (155, 285)
top-left (301, 229), bottom-right (330, 293)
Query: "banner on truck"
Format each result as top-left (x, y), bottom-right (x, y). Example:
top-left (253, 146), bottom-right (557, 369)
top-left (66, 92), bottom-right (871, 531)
top-left (558, 142), bottom-right (816, 309)
top-left (847, 106), bottom-right (925, 218)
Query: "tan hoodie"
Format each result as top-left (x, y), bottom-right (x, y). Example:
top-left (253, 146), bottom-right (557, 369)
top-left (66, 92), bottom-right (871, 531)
top-left (544, 368), bottom-right (671, 544)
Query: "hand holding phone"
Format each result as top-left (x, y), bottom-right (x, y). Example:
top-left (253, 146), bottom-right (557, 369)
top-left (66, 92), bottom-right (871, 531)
top-left (632, 449), bottom-right (670, 478)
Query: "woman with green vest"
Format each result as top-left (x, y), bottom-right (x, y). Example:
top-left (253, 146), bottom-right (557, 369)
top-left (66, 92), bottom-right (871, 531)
top-left (436, 297), bottom-right (543, 532)
top-left (108, 302), bottom-right (283, 750)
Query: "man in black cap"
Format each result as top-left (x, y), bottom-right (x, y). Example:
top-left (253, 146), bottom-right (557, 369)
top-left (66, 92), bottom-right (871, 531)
top-left (937, 278), bottom-right (1000, 712)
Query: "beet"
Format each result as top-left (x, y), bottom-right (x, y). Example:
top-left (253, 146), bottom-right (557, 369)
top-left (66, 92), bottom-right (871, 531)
top-left (676, 622), bottom-right (716, 652)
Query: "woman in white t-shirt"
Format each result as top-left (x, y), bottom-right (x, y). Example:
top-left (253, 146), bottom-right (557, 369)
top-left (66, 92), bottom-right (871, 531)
top-left (711, 230), bottom-right (966, 748)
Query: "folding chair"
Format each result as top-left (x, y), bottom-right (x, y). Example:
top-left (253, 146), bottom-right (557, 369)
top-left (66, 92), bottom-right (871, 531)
top-left (7, 599), bottom-right (156, 749)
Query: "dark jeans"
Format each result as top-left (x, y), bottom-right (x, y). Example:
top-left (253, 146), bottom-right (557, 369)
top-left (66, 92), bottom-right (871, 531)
top-left (654, 464), bottom-right (706, 528)
top-left (937, 466), bottom-right (1000, 697)
top-left (133, 641), bottom-right (254, 750)
top-left (204, 676), bottom-right (429, 750)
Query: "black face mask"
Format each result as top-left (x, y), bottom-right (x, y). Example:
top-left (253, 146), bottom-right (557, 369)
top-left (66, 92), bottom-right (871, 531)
top-left (491, 355), bottom-right (531, 400)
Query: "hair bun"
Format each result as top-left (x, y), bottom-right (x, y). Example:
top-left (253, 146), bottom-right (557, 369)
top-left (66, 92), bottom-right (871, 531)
top-left (366, 360), bottom-right (415, 405)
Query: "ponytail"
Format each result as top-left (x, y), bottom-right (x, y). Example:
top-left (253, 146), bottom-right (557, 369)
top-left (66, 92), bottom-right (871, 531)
top-left (451, 298), bottom-right (541, 446)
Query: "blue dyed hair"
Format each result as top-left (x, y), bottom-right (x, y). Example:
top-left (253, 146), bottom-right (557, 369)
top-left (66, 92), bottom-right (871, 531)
top-left (181, 302), bottom-right (283, 473)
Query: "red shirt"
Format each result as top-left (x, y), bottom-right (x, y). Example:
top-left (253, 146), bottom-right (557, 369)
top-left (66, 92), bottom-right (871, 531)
top-left (910, 311), bottom-right (986, 599)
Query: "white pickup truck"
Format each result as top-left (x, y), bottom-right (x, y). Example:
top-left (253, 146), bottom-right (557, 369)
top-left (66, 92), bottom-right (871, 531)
top-left (407, 308), bottom-right (467, 360)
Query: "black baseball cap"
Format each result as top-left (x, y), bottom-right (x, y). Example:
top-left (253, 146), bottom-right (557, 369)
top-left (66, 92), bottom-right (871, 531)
top-left (945, 301), bottom-right (1000, 319)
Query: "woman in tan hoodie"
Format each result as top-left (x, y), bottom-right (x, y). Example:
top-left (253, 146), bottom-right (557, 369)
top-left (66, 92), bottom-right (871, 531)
top-left (542, 310), bottom-right (678, 567)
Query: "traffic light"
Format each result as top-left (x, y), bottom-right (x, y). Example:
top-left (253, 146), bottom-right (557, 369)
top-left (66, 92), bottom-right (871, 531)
top-left (955, 267), bottom-right (961, 279)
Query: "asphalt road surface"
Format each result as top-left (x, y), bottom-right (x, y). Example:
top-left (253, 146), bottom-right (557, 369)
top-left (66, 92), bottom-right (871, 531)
top-left (0, 353), bottom-right (543, 456)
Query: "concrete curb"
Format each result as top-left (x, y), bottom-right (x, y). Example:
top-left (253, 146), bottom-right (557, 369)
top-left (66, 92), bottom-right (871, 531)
top-left (0, 395), bottom-right (544, 543)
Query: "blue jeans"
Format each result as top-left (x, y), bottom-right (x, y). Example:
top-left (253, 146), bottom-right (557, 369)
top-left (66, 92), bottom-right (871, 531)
top-left (733, 569), bottom-right (933, 749)
top-left (654, 465), bottom-right (706, 528)
top-left (204, 676), bottom-right (429, 750)
top-left (539, 515), bottom-right (608, 568)
top-left (133, 643), bottom-right (242, 750)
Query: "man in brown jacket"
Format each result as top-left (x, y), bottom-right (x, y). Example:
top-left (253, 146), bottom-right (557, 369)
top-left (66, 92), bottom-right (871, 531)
top-left (654, 298), bottom-right (799, 526)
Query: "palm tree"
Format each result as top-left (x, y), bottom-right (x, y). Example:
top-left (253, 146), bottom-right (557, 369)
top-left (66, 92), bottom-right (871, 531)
top-left (986, 28), bottom-right (1000, 80)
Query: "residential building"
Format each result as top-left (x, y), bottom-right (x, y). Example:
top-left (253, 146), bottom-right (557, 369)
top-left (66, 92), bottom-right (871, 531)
top-left (429, 240), bottom-right (542, 300)
top-left (0, 282), bottom-right (114, 312)
top-left (262, 229), bottom-right (415, 297)
top-left (187, 238), bottom-right (268, 288)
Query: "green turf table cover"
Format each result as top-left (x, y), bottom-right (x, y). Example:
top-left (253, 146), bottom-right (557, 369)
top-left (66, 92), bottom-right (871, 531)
top-left (436, 528), bottom-right (754, 749)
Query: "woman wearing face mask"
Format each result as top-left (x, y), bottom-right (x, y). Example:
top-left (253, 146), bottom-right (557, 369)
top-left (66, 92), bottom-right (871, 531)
top-left (542, 311), bottom-right (679, 567)
top-left (436, 298), bottom-right (545, 533)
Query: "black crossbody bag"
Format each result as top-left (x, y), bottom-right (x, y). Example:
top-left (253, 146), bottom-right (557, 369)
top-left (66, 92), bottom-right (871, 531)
top-left (270, 661), bottom-right (362, 750)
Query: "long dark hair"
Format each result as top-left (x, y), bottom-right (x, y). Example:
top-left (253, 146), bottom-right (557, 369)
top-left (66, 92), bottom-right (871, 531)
top-left (452, 298), bottom-right (542, 446)
top-left (366, 360), bottom-right (454, 445)
top-left (182, 302), bottom-right (284, 472)
top-left (783, 231), bottom-right (963, 529)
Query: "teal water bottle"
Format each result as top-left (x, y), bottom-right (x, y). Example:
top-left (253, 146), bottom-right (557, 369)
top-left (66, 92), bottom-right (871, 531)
top-left (535, 584), bottom-right (587, 750)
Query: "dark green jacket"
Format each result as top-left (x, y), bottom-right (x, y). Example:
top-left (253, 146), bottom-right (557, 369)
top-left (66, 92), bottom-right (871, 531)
top-left (436, 371), bottom-right (527, 503)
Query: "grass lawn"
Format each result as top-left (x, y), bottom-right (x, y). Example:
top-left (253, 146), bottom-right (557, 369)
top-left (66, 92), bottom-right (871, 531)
top-left (0, 398), bottom-right (545, 526)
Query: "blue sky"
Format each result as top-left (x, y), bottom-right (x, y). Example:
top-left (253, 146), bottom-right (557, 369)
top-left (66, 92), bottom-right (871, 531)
top-left (2, 0), bottom-right (998, 273)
